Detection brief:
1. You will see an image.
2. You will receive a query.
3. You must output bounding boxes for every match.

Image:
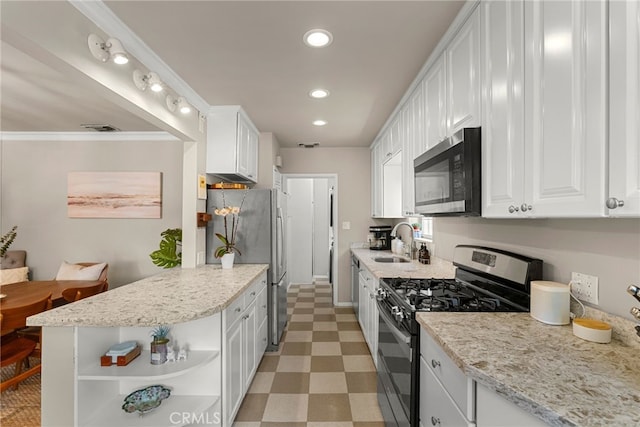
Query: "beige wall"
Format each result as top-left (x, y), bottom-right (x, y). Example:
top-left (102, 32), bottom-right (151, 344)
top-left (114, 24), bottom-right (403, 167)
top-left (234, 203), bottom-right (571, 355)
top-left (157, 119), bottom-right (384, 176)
top-left (434, 217), bottom-right (640, 320)
top-left (280, 147), bottom-right (371, 304)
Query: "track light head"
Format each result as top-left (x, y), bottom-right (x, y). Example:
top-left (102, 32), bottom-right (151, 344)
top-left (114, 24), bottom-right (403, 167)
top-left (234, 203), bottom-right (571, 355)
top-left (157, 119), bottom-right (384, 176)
top-left (88, 34), bottom-right (129, 65)
top-left (133, 70), bottom-right (163, 92)
top-left (166, 95), bottom-right (192, 114)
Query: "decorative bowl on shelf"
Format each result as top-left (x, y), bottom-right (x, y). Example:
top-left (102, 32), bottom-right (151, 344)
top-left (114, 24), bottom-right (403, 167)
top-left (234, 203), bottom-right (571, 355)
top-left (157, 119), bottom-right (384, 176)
top-left (122, 385), bottom-right (171, 415)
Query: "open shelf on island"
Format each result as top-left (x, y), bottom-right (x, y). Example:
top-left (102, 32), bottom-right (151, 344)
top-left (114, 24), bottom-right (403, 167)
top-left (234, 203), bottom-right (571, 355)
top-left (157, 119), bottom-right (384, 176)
top-left (82, 394), bottom-right (220, 427)
top-left (78, 350), bottom-right (220, 381)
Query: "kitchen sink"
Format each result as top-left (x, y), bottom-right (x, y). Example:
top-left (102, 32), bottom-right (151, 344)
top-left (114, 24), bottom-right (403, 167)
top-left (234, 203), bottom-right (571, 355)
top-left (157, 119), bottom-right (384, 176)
top-left (373, 256), bottom-right (410, 263)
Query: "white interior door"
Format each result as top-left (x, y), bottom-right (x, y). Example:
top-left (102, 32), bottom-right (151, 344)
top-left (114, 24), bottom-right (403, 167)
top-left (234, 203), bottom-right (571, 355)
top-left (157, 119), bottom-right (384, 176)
top-left (286, 179), bottom-right (314, 284)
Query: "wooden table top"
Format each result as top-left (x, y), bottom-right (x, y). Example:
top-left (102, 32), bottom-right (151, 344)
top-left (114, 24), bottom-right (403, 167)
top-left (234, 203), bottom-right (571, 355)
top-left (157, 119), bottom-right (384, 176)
top-left (0, 280), bottom-right (107, 311)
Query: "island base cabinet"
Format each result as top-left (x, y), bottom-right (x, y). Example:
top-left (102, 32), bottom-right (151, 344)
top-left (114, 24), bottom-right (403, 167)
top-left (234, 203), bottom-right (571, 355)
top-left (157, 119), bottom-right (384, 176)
top-left (476, 383), bottom-right (548, 427)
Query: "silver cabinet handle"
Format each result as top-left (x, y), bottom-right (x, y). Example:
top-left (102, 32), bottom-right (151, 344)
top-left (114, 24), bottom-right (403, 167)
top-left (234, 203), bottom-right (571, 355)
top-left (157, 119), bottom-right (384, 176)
top-left (431, 416), bottom-right (441, 426)
top-left (262, 305), bottom-right (267, 309)
top-left (243, 314), bottom-right (249, 320)
top-left (520, 203), bottom-right (532, 212)
top-left (508, 205), bottom-right (520, 213)
top-left (431, 359), bottom-right (441, 369)
top-left (250, 291), bottom-right (256, 296)
top-left (235, 307), bottom-right (242, 313)
top-left (606, 198), bottom-right (625, 209)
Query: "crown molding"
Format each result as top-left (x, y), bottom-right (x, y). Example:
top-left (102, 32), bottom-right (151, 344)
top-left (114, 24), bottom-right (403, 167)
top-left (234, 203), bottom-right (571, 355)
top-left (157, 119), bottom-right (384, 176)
top-left (68, 0), bottom-right (209, 114)
top-left (0, 131), bottom-right (179, 142)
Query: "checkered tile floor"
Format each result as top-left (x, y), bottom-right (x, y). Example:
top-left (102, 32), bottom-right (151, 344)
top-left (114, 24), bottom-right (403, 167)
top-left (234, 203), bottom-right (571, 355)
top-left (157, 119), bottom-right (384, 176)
top-left (232, 283), bottom-right (384, 427)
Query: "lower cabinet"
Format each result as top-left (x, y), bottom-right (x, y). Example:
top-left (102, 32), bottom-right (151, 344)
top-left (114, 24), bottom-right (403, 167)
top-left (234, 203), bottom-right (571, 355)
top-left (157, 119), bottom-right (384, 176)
top-left (357, 265), bottom-right (378, 365)
top-left (420, 329), bottom-right (548, 427)
top-left (223, 272), bottom-right (268, 426)
top-left (476, 383), bottom-right (548, 427)
top-left (419, 329), bottom-right (475, 426)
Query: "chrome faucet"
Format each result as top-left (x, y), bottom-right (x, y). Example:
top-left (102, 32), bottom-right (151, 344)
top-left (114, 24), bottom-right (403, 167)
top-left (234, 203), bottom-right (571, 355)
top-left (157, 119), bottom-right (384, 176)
top-left (627, 285), bottom-right (640, 337)
top-left (391, 222), bottom-right (415, 259)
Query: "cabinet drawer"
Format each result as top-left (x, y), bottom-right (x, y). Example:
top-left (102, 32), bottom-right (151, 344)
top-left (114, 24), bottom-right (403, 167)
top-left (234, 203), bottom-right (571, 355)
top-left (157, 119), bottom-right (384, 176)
top-left (256, 286), bottom-right (268, 325)
top-left (246, 273), bottom-right (267, 305)
top-left (420, 329), bottom-right (474, 420)
top-left (225, 292), bottom-right (246, 329)
top-left (420, 357), bottom-right (475, 427)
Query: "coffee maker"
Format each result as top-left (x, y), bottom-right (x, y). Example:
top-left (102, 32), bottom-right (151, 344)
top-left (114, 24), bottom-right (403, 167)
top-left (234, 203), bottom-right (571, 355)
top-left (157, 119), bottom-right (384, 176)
top-left (369, 225), bottom-right (392, 251)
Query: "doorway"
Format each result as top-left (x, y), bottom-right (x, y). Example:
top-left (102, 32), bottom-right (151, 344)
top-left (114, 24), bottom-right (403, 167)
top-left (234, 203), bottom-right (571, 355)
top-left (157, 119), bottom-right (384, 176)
top-left (283, 174), bottom-right (338, 305)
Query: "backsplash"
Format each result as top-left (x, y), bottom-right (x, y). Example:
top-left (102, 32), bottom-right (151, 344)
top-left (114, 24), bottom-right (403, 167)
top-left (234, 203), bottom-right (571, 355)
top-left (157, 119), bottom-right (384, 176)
top-left (582, 306), bottom-right (640, 350)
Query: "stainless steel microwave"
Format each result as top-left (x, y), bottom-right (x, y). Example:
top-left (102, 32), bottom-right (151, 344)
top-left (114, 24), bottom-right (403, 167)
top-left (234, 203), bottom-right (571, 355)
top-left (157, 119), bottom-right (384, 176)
top-left (414, 127), bottom-right (481, 216)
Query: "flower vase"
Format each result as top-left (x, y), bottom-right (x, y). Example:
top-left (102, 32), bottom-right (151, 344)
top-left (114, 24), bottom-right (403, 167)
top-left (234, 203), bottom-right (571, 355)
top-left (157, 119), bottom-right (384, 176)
top-left (221, 253), bottom-right (235, 269)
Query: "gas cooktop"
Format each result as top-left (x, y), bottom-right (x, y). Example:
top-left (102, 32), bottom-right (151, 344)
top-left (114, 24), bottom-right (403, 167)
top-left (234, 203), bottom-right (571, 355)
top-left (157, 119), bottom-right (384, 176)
top-left (381, 277), bottom-right (520, 312)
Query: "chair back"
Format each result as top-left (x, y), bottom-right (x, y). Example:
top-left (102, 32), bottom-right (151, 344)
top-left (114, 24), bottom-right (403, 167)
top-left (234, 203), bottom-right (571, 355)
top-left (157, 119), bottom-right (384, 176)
top-left (61, 282), bottom-right (108, 303)
top-left (76, 262), bottom-right (109, 284)
top-left (0, 293), bottom-right (52, 333)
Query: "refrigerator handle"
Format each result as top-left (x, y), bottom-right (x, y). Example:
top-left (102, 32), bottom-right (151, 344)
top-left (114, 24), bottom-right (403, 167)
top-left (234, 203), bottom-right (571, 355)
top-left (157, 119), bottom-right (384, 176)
top-left (277, 208), bottom-right (285, 277)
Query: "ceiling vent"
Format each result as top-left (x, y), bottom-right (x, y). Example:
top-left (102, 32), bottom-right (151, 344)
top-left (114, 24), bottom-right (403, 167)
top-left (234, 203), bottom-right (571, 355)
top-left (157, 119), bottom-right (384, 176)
top-left (298, 142), bottom-right (320, 148)
top-left (80, 124), bottom-right (121, 132)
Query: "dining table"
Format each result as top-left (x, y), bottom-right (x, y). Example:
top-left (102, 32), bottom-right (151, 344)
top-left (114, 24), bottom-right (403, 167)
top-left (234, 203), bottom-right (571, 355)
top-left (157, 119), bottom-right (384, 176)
top-left (0, 280), bottom-right (108, 310)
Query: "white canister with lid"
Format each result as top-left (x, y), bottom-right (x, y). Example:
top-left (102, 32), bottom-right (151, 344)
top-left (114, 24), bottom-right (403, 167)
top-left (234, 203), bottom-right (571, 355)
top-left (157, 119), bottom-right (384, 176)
top-left (530, 281), bottom-right (570, 325)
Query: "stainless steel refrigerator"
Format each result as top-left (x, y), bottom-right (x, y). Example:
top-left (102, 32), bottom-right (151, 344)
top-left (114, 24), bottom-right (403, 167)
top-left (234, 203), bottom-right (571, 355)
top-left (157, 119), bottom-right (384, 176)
top-left (206, 188), bottom-right (287, 351)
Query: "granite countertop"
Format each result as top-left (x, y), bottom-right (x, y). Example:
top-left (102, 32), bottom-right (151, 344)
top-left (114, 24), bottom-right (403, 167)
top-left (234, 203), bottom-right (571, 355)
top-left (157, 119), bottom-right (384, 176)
top-left (416, 312), bottom-right (640, 427)
top-left (350, 247), bottom-right (456, 279)
top-left (27, 264), bottom-right (269, 327)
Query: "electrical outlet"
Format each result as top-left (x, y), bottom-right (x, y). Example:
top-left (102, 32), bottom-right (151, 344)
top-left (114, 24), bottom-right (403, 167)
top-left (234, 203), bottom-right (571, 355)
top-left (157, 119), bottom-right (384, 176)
top-left (571, 272), bottom-right (599, 304)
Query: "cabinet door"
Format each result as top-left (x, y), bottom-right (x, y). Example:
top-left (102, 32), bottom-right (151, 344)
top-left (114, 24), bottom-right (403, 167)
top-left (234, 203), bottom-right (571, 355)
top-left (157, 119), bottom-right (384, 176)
top-left (447, 7), bottom-right (481, 134)
top-left (358, 271), bottom-right (368, 337)
top-left (402, 95), bottom-right (416, 217)
top-left (389, 114), bottom-right (403, 155)
top-left (608, 0), bottom-right (640, 217)
top-left (371, 141), bottom-right (383, 217)
top-left (243, 302), bottom-right (258, 391)
top-left (247, 127), bottom-right (259, 182)
top-left (225, 320), bottom-right (244, 420)
top-left (367, 281), bottom-right (379, 366)
top-left (424, 55), bottom-right (447, 150)
top-left (420, 358), bottom-right (474, 427)
top-left (481, 0), bottom-right (526, 218)
top-left (236, 114), bottom-right (251, 179)
top-left (524, 0), bottom-right (607, 217)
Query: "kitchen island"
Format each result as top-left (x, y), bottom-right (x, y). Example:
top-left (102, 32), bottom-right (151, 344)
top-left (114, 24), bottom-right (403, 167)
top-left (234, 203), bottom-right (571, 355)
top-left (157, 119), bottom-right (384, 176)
top-left (417, 311), bottom-right (640, 426)
top-left (27, 264), bottom-right (269, 427)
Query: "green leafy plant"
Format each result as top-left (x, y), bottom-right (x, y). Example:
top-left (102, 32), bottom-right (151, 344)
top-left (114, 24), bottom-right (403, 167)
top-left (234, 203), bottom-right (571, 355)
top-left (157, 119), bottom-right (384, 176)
top-left (150, 325), bottom-right (170, 343)
top-left (0, 225), bottom-right (18, 257)
top-left (149, 228), bottom-right (182, 268)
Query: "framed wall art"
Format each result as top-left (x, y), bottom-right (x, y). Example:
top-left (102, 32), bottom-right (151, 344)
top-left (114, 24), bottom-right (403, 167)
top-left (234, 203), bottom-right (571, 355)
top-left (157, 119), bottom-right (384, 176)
top-left (68, 172), bottom-right (162, 219)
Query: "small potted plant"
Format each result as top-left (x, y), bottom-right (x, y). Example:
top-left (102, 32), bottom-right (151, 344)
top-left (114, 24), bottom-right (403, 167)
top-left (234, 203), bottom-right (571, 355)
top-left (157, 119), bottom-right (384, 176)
top-left (150, 325), bottom-right (171, 365)
top-left (411, 222), bottom-right (421, 238)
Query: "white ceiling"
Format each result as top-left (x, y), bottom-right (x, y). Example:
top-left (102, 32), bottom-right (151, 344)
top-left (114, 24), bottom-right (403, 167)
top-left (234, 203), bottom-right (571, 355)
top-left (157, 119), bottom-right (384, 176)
top-left (1, 1), bottom-right (465, 147)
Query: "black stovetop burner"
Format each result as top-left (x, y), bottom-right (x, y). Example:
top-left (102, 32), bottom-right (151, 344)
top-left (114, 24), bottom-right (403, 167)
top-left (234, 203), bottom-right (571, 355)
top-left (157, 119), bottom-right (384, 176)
top-left (382, 277), bottom-right (520, 313)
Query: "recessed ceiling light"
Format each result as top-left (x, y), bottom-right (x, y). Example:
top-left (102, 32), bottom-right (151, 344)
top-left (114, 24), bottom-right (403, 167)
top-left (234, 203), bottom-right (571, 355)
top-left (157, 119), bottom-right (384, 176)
top-left (309, 89), bottom-right (330, 99)
top-left (303, 29), bottom-right (333, 48)
top-left (313, 120), bottom-right (327, 126)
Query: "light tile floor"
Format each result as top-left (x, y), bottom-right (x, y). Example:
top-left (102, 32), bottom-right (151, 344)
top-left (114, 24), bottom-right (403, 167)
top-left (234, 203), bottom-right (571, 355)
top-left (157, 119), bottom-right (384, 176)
top-left (233, 283), bottom-right (385, 427)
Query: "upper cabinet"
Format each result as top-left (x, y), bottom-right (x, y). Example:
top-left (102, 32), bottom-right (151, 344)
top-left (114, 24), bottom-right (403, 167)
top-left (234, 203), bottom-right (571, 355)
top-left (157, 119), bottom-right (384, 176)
top-left (207, 106), bottom-right (259, 183)
top-left (608, 0), bottom-right (640, 217)
top-left (424, 55), bottom-right (448, 152)
top-left (483, 0), bottom-right (609, 218)
top-left (446, 8), bottom-right (481, 135)
top-left (371, 123), bottom-right (404, 219)
top-left (402, 83), bottom-right (424, 217)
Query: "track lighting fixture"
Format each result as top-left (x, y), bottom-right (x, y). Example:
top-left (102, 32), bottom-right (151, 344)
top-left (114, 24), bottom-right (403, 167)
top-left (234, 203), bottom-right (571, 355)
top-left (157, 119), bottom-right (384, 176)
top-left (166, 95), bottom-right (192, 114)
top-left (133, 70), bottom-right (163, 92)
top-left (88, 34), bottom-right (129, 65)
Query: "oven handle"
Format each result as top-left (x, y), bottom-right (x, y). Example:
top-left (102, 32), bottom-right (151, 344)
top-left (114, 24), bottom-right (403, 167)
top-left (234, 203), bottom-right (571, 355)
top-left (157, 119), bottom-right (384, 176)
top-left (377, 301), bottom-right (411, 345)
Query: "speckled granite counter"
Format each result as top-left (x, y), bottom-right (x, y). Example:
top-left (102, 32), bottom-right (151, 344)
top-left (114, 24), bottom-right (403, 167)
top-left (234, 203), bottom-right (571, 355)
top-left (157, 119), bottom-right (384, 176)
top-left (27, 264), bottom-right (268, 327)
top-left (416, 312), bottom-right (640, 426)
top-left (350, 248), bottom-right (456, 279)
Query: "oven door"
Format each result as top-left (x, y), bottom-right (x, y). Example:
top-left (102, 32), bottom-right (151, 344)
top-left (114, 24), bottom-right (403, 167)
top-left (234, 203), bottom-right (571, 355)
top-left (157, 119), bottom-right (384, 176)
top-left (376, 302), bottom-right (413, 427)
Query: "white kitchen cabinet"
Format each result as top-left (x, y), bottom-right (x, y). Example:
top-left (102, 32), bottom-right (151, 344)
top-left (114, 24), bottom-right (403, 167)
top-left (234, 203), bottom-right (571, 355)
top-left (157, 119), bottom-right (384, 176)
top-left (420, 359), bottom-right (475, 427)
top-left (424, 54), bottom-right (448, 151)
top-left (402, 83), bottom-right (425, 217)
top-left (481, 0), bottom-right (526, 218)
top-left (223, 272), bottom-right (267, 426)
top-left (522, 0), bottom-right (607, 217)
top-left (476, 383), bottom-right (547, 427)
top-left (389, 114), bottom-right (403, 156)
top-left (483, 0), bottom-right (607, 218)
top-left (608, 0), bottom-right (640, 217)
top-left (446, 6), bottom-right (481, 135)
top-left (207, 106), bottom-right (259, 183)
top-left (357, 265), bottom-right (378, 365)
top-left (371, 139), bottom-right (383, 217)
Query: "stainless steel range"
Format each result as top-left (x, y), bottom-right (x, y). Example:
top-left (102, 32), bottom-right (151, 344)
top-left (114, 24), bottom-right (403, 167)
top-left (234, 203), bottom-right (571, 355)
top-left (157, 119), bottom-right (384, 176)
top-left (375, 245), bottom-right (543, 427)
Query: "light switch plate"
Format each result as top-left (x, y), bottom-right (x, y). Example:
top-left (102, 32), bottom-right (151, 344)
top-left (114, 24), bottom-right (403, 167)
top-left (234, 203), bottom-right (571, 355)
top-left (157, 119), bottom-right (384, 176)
top-left (342, 221), bottom-right (351, 230)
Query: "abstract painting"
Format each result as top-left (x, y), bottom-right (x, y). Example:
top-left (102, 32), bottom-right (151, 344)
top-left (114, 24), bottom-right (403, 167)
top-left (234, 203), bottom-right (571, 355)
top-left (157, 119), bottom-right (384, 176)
top-left (68, 172), bottom-right (162, 218)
